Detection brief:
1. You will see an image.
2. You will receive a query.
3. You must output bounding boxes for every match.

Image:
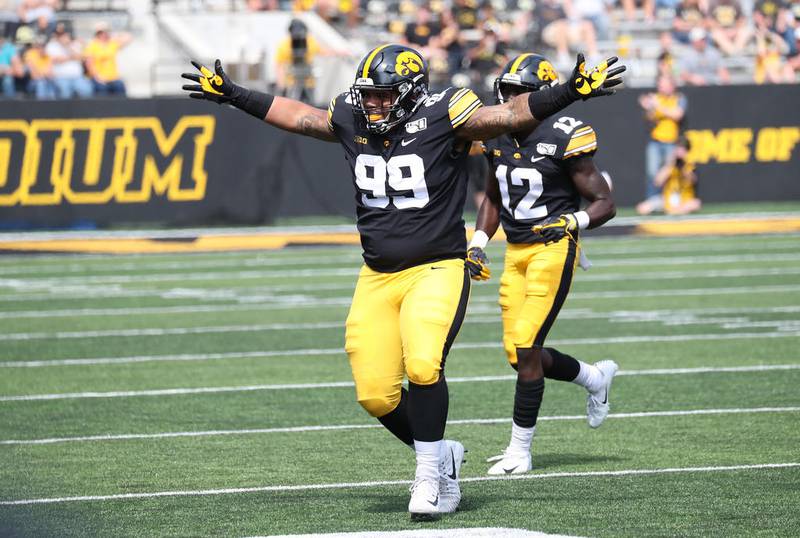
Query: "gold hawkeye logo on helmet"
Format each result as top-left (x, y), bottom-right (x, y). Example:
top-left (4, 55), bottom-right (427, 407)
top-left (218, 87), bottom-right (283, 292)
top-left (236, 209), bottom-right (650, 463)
top-left (537, 61), bottom-right (558, 82)
top-left (396, 51), bottom-right (423, 76)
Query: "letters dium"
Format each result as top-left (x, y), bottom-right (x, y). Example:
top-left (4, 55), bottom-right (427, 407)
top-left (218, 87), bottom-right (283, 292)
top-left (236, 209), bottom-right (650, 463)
top-left (0, 116), bottom-right (215, 206)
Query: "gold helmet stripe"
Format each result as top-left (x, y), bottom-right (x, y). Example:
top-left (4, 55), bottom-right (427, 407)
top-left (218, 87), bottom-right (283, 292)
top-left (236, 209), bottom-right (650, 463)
top-left (509, 53), bottom-right (534, 74)
top-left (361, 44), bottom-right (392, 79)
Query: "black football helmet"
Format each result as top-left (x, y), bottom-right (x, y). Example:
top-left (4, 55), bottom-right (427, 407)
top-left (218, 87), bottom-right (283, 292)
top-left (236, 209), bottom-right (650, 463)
top-left (494, 53), bottom-right (559, 104)
top-left (350, 44), bottom-right (429, 134)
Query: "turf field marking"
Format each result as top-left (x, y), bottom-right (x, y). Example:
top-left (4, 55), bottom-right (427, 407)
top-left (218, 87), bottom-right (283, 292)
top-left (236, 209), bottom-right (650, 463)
top-left (2, 253), bottom-right (799, 288)
top-left (255, 530), bottom-right (586, 538)
top-left (1, 463), bottom-right (796, 506)
top-left (5, 311), bottom-right (800, 340)
top-left (0, 237), bottom-right (795, 276)
top-left (2, 406), bottom-right (797, 445)
top-left (4, 332), bottom-right (800, 368)
top-left (2, 364), bottom-right (798, 401)
top-left (2, 282), bottom-right (799, 306)
top-left (3, 303), bottom-right (798, 323)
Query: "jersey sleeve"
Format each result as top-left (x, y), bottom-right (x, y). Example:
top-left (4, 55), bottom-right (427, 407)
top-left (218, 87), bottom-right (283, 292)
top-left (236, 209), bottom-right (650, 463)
top-left (561, 123), bottom-right (598, 159)
top-left (327, 92), bottom-right (350, 134)
top-left (447, 87), bottom-right (483, 129)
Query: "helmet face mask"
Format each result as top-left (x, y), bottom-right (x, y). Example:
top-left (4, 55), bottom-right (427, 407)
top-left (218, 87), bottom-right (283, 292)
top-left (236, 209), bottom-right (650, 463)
top-left (494, 54), bottom-right (559, 104)
top-left (351, 45), bottom-right (429, 134)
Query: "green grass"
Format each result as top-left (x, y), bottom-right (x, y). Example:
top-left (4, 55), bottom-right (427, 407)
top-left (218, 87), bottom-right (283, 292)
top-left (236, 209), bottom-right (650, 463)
top-left (1, 230), bottom-right (799, 537)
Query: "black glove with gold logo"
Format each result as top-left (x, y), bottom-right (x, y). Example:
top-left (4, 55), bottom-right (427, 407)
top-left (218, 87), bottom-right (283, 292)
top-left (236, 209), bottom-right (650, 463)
top-left (532, 214), bottom-right (578, 245)
top-left (465, 247), bottom-right (491, 281)
top-left (567, 54), bottom-right (626, 100)
top-left (182, 59), bottom-right (274, 119)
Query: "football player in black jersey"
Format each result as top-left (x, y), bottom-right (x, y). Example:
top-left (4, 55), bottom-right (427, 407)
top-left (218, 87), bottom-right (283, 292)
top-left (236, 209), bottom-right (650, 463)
top-left (464, 53), bottom-right (619, 475)
top-left (182, 45), bottom-right (624, 518)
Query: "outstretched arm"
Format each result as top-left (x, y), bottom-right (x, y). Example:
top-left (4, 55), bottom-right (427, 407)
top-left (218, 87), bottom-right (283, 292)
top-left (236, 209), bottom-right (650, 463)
top-left (266, 96), bottom-right (337, 141)
top-left (182, 60), bottom-right (337, 142)
top-left (456, 54), bottom-right (626, 142)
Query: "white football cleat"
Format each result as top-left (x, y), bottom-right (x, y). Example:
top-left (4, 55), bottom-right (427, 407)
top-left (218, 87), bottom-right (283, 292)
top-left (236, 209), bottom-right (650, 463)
top-left (486, 449), bottom-right (532, 475)
top-left (587, 359), bottom-right (619, 428)
top-left (408, 477), bottom-right (440, 520)
top-left (438, 440), bottom-right (466, 513)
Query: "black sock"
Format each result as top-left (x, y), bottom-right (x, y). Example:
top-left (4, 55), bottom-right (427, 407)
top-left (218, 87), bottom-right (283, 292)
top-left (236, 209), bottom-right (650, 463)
top-left (543, 347), bottom-right (581, 382)
top-left (408, 377), bottom-right (449, 442)
top-left (377, 388), bottom-right (413, 447)
top-left (513, 378), bottom-right (545, 428)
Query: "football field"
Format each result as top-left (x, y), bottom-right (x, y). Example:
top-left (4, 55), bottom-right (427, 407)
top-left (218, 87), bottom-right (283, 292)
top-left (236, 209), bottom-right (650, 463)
top-left (1, 231), bottom-right (799, 537)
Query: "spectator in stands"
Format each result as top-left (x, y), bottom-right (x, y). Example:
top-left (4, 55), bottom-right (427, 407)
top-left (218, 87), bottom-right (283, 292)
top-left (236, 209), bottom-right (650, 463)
top-left (465, 26), bottom-right (506, 97)
top-left (638, 136), bottom-right (701, 215)
top-left (247, 0), bottom-right (279, 9)
top-left (754, 27), bottom-right (791, 82)
top-left (708, 0), bottom-right (751, 55)
top-left (680, 27), bottom-right (730, 84)
top-left (274, 19), bottom-right (320, 103)
top-left (754, 0), bottom-right (796, 54)
top-left (657, 31), bottom-right (678, 78)
top-left (672, 0), bottom-right (708, 44)
top-left (23, 36), bottom-right (55, 99)
top-left (451, 0), bottom-right (481, 31)
top-left (401, 4), bottom-right (446, 62)
top-left (574, 0), bottom-right (611, 41)
top-left (638, 74), bottom-right (686, 210)
top-left (438, 7), bottom-right (466, 76)
top-left (0, 34), bottom-right (23, 97)
top-left (785, 27), bottom-right (800, 79)
top-left (83, 22), bottom-right (131, 96)
top-left (620, 0), bottom-right (656, 22)
top-left (536, 0), bottom-right (599, 67)
top-left (45, 24), bottom-right (92, 98)
top-left (17, 0), bottom-right (57, 36)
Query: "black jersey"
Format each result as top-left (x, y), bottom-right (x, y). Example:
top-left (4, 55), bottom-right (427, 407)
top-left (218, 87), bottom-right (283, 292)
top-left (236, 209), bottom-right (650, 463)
top-left (328, 87), bottom-right (483, 272)
top-left (483, 114), bottom-right (597, 244)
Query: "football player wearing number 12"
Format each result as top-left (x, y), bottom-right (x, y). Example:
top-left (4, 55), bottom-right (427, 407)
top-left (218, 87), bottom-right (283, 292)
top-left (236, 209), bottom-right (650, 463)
top-left (182, 45), bottom-right (624, 518)
top-left (465, 53), bottom-right (620, 475)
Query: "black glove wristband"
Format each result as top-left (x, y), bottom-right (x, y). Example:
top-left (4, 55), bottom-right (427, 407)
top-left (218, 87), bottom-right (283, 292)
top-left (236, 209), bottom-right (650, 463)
top-left (231, 85), bottom-right (274, 120)
top-left (528, 83), bottom-right (578, 121)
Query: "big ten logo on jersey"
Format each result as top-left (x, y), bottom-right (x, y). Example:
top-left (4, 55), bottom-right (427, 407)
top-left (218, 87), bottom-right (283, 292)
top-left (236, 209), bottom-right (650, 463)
top-left (0, 116), bottom-right (215, 207)
top-left (536, 143), bottom-right (556, 156)
top-left (405, 118), bottom-right (428, 134)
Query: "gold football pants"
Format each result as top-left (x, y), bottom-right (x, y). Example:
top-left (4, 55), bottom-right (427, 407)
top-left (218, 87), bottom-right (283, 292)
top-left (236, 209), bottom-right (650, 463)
top-left (345, 258), bottom-right (470, 418)
top-left (498, 238), bottom-right (578, 366)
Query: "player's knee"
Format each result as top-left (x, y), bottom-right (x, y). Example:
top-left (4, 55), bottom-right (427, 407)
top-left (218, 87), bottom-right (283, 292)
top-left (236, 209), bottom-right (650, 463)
top-left (405, 357), bottom-right (441, 386)
top-left (357, 394), bottom-right (398, 418)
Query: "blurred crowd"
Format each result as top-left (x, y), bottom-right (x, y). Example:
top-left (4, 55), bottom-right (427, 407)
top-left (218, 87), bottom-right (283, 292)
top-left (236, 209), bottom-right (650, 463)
top-left (251, 0), bottom-right (800, 99)
top-left (0, 0), bottom-right (131, 99)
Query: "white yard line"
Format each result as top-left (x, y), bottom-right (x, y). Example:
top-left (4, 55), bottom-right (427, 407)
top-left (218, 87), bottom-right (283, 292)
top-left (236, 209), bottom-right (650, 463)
top-left (1, 282), bottom-right (799, 306)
top-left (4, 331), bottom-right (800, 369)
top-left (0, 240), bottom-right (796, 277)
top-left (2, 302), bottom-right (798, 322)
top-left (1, 463), bottom-right (796, 506)
top-left (4, 274), bottom-right (800, 319)
top-left (2, 406), bottom-right (797, 446)
top-left (2, 253), bottom-right (799, 289)
top-left (2, 363), bottom-right (798, 402)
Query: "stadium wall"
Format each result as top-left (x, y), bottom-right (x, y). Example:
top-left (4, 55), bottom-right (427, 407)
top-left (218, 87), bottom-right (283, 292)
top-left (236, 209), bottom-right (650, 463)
top-left (0, 85), bottom-right (797, 228)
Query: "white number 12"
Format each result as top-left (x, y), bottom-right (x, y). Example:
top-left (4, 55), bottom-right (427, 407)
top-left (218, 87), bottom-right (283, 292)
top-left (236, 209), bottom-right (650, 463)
top-left (496, 164), bottom-right (548, 220)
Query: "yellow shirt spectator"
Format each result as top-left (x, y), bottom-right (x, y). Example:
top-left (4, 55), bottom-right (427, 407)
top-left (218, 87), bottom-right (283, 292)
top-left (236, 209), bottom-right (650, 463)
top-left (275, 34), bottom-right (321, 67)
top-left (650, 93), bottom-right (687, 143)
top-left (84, 38), bottom-right (121, 82)
top-left (24, 46), bottom-right (52, 77)
top-left (662, 161), bottom-right (697, 213)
